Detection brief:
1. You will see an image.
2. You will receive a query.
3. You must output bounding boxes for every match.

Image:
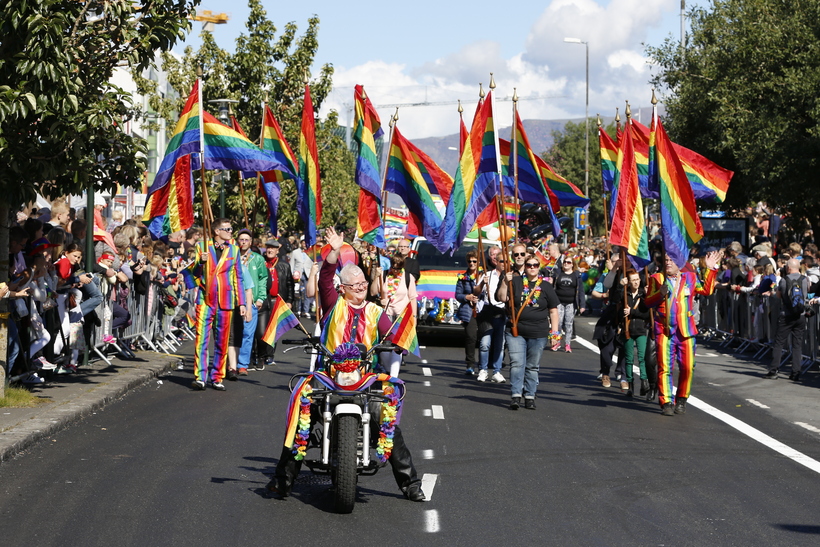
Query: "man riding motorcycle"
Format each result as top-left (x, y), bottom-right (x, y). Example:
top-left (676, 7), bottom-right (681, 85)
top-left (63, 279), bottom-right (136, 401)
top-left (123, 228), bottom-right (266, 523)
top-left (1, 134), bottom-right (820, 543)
top-left (266, 227), bottom-right (425, 502)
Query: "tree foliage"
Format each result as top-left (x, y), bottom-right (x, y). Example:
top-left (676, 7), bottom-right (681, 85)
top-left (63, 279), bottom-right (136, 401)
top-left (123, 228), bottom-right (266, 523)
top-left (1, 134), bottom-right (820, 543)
top-left (542, 119), bottom-right (612, 237)
top-left (0, 0), bottom-right (197, 205)
top-left (647, 0), bottom-right (820, 233)
top-left (136, 1), bottom-right (354, 236)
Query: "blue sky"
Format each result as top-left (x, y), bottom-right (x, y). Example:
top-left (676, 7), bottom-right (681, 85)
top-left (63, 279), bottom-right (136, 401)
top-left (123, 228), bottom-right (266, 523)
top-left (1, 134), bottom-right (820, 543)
top-left (177, 0), bottom-right (709, 139)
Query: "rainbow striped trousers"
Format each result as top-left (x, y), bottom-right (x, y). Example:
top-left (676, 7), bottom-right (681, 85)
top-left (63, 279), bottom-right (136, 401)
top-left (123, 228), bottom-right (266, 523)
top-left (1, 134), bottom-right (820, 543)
top-left (656, 330), bottom-right (696, 406)
top-left (194, 304), bottom-right (233, 384)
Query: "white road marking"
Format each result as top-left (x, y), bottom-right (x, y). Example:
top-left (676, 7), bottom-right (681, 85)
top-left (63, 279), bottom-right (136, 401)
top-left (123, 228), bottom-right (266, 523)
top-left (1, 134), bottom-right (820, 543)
top-left (425, 509), bottom-right (440, 532)
top-left (424, 381), bottom-right (431, 387)
top-left (795, 422), bottom-right (820, 435)
top-left (421, 359), bottom-right (428, 364)
top-left (422, 367), bottom-right (432, 376)
top-left (576, 332), bottom-right (820, 475)
top-left (419, 345), bottom-right (427, 349)
top-left (746, 399), bottom-right (770, 409)
top-left (708, 382), bottom-right (724, 387)
top-left (587, 321), bottom-right (597, 325)
top-left (423, 409), bottom-right (432, 417)
top-left (574, 336), bottom-right (618, 363)
top-left (422, 473), bottom-right (438, 501)
top-left (431, 405), bottom-right (445, 419)
top-left (422, 449), bottom-right (434, 459)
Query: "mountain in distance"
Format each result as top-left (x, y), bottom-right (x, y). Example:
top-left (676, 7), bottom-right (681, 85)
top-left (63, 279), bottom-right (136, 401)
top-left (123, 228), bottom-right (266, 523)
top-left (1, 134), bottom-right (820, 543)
top-left (412, 106), bottom-right (655, 176)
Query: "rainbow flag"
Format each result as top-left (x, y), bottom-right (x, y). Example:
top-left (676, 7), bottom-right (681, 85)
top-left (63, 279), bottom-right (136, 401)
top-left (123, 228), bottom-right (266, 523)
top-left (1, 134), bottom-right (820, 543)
top-left (599, 125), bottom-right (618, 193)
top-left (534, 154), bottom-right (589, 208)
top-left (200, 111), bottom-right (294, 176)
top-left (142, 82), bottom-right (200, 238)
top-left (631, 119), bottom-right (655, 198)
top-left (353, 85), bottom-right (385, 247)
top-left (391, 304), bottom-right (420, 357)
top-left (298, 84), bottom-right (322, 236)
top-left (262, 296), bottom-right (302, 346)
top-left (674, 142), bottom-right (733, 203)
top-left (507, 113), bottom-right (562, 237)
top-left (443, 91), bottom-right (500, 252)
top-left (384, 212), bottom-right (408, 226)
top-left (650, 114), bottom-right (704, 269)
top-left (257, 105), bottom-right (314, 244)
top-left (415, 270), bottom-right (461, 300)
top-left (459, 113), bottom-right (469, 158)
top-left (385, 127), bottom-right (448, 252)
top-left (609, 121), bottom-right (649, 267)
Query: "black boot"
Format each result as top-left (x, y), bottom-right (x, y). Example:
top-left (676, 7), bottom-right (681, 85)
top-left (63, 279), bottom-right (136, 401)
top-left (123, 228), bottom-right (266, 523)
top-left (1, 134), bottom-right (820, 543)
top-left (388, 426), bottom-right (423, 500)
top-left (674, 397), bottom-right (687, 415)
top-left (640, 379), bottom-right (649, 396)
top-left (626, 381), bottom-right (634, 398)
top-left (267, 445), bottom-right (302, 497)
top-left (646, 384), bottom-right (657, 402)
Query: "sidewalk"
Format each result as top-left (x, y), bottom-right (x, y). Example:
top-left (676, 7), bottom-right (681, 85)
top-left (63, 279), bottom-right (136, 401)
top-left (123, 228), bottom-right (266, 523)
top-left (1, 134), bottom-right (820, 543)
top-left (0, 348), bottom-right (186, 463)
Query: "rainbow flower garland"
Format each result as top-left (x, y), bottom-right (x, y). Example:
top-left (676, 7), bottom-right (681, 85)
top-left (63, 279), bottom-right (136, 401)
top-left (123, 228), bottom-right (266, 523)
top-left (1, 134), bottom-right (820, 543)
top-left (521, 275), bottom-right (544, 307)
top-left (293, 382), bottom-right (313, 461)
top-left (376, 381), bottom-right (401, 462)
top-left (457, 268), bottom-right (484, 283)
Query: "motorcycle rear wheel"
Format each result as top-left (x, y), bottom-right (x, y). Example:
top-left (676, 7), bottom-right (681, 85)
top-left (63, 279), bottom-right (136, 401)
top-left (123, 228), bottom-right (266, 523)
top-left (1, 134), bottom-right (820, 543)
top-left (333, 414), bottom-right (359, 513)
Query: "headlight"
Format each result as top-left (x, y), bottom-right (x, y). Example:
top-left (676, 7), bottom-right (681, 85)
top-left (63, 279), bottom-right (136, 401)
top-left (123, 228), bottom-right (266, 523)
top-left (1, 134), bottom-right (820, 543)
top-left (335, 369), bottom-right (362, 387)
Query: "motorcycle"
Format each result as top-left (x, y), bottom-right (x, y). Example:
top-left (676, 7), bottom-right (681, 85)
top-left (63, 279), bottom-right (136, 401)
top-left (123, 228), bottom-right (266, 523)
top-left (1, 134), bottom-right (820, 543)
top-left (282, 337), bottom-right (405, 513)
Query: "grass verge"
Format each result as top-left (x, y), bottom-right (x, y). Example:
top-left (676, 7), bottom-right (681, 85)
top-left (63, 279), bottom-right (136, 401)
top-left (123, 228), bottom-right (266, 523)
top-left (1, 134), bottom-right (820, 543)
top-left (0, 386), bottom-right (49, 408)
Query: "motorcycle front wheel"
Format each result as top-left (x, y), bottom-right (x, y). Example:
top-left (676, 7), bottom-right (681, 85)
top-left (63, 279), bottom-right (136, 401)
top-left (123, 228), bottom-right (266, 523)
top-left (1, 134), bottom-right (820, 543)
top-left (333, 414), bottom-right (359, 513)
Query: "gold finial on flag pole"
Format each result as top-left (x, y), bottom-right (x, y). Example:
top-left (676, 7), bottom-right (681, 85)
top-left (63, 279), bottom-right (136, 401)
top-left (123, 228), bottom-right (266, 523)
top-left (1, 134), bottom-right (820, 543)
top-left (651, 87), bottom-right (658, 106)
top-left (458, 100), bottom-right (463, 114)
top-left (625, 100), bottom-right (632, 119)
top-left (489, 72), bottom-right (496, 90)
top-left (478, 83), bottom-right (485, 100)
top-left (596, 113), bottom-right (602, 127)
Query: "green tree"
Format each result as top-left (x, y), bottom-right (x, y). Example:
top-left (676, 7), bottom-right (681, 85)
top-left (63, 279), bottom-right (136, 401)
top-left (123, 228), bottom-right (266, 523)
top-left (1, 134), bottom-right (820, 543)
top-left (137, 1), bottom-right (353, 236)
top-left (647, 0), bottom-right (820, 236)
top-left (543, 119), bottom-right (613, 237)
top-left (0, 0), bottom-right (196, 392)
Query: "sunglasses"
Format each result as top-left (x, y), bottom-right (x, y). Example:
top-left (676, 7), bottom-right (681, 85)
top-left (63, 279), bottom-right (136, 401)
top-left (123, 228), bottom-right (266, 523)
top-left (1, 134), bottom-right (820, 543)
top-left (217, 227), bottom-right (233, 232)
top-left (525, 263), bottom-right (540, 268)
top-left (512, 252), bottom-right (527, 257)
top-left (468, 259), bottom-right (478, 263)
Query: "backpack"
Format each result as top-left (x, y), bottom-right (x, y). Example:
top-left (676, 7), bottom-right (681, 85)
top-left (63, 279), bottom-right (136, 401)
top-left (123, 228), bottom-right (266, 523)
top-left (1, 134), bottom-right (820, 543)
top-left (783, 275), bottom-right (806, 317)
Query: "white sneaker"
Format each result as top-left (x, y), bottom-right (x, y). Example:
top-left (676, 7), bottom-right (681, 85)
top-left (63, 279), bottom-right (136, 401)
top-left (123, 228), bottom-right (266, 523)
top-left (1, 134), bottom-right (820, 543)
top-left (35, 356), bottom-right (57, 371)
top-left (491, 372), bottom-right (506, 383)
top-left (22, 372), bottom-right (44, 384)
top-left (476, 369), bottom-right (489, 382)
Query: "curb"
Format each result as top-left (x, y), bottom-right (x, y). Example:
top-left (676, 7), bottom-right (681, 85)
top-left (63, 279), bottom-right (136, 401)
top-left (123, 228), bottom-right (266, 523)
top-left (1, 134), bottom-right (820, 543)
top-left (0, 355), bottom-right (178, 464)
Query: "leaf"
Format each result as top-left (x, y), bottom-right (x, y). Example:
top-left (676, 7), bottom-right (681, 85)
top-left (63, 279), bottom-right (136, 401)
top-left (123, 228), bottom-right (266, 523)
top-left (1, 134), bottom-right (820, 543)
top-left (23, 93), bottom-right (36, 111)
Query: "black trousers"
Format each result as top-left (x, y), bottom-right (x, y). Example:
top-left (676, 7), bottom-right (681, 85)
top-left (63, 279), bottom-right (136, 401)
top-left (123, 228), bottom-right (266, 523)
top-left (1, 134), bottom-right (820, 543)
top-left (275, 401), bottom-right (420, 492)
top-left (253, 297), bottom-right (276, 362)
top-left (463, 315), bottom-right (478, 366)
top-left (769, 314), bottom-right (806, 374)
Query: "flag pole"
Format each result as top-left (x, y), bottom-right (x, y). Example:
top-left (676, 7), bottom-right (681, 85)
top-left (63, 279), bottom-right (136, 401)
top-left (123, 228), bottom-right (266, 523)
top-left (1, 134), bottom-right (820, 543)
top-left (251, 93), bottom-right (267, 237)
top-left (649, 89), bottom-right (665, 281)
top-left (490, 73), bottom-right (518, 335)
top-left (621, 101), bottom-right (633, 335)
top-left (229, 104), bottom-right (250, 231)
top-left (381, 107), bottom-right (398, 227)
top-left (512, 88), bottom-right (520, 244)
top-left (598, 114), bottom-right (611, 260)
top-left (196, 67), bottom-right (212, 240)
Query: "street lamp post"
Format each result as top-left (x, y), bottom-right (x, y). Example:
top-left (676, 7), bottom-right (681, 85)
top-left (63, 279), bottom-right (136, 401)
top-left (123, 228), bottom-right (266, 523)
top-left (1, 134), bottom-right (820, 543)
top-left (564, 37), bottom-right (589, 243)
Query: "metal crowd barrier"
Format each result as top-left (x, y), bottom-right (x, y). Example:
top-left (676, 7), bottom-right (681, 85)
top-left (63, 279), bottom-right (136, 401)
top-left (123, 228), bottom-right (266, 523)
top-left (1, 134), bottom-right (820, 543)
top-left (697, 286), bottom-right (819, 374)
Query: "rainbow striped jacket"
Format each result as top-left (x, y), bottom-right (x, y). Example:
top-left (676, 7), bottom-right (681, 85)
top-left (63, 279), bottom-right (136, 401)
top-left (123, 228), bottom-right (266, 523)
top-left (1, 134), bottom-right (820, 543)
top-left (193, 240), bottom-right (246, 310)
top-left (644, 268), bottom-right (717, 338)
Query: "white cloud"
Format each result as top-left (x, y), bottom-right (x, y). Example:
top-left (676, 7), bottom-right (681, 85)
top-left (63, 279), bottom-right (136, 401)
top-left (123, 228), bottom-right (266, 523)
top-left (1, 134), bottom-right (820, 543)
top-left (320, 0), bottom-right (677, 139)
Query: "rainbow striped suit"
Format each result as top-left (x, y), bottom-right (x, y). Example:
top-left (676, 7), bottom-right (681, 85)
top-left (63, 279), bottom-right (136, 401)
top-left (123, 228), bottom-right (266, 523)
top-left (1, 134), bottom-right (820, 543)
top-left (645, 268), bottom-right (717, 406)
top-left (192, 240), bottom-right (247, 384)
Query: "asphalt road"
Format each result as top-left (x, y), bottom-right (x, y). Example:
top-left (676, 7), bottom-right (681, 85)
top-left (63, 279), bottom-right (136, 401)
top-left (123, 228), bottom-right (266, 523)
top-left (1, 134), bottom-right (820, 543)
top-left (2, 319), bottom-right (820, 546)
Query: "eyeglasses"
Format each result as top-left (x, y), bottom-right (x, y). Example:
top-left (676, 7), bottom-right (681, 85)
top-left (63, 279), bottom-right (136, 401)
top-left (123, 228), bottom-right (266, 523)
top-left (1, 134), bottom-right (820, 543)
top-left (398, 245), bottom-right (410, 249)
top-left (497, 259), bottom-right (506, 263)
top-left (342, 281), bottom-right (368, 290)
top-left (217, 227), bottom-right (232, 232)
top-left (513, 252), bottom-right (527, 257)
top-left (525, 263), bottom-right (540, 268)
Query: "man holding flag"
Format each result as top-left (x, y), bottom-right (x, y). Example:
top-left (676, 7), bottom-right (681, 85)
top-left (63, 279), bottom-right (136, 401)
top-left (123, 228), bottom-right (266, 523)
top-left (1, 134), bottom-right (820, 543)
top-left (268, 227), bottom-right (425, 502)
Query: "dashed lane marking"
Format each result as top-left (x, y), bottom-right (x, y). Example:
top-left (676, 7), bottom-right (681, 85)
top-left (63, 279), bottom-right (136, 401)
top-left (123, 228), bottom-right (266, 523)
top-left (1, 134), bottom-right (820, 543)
top-left (422, 449), bottom-right (434, 459)
top-left (422, 367), bottom-right (432, 376)
top-left (425, 509), bottom-right (440, 532)
top-left (424, 381), bottom-right (431, 387)
top-left (422, 473), bottom-right (438, 502)
top-left (423, 409), bottom-right (432, 417)
top-left (576, 333), bottom-right (820, 475)
top-left (431, 405), bottom-right (445, 419)
top-left (746, 399), bottom-right (770, 409)
top-left (795, 422), bottom-right (820, 435)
